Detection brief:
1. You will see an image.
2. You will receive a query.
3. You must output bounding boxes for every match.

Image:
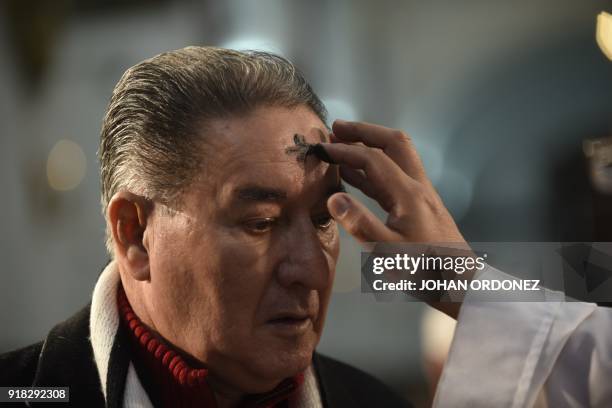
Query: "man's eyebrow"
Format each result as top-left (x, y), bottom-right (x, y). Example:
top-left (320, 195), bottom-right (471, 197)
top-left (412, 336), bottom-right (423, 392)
top-left (234, 186), bottom-right (288, 202)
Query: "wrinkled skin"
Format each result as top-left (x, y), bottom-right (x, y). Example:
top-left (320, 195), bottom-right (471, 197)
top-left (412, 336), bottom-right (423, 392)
top-left (112, 105), bottom-right (340, 403)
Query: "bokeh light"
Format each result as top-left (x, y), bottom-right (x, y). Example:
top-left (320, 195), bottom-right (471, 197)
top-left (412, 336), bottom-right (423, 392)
top-left (46, 139), bottom-right (87, 191)
top-left (597, 12), bottom-right (612, 60)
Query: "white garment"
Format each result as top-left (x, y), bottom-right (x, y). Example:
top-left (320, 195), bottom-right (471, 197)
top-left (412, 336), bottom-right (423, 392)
top-left (434, 267), bottom-right (612, 407)
top-left (89, 261), bottom-right (323, 408)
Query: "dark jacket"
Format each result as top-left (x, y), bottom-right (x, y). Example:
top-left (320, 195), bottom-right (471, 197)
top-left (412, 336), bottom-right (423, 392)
top-left (0, 306), bottom-right (411, 408)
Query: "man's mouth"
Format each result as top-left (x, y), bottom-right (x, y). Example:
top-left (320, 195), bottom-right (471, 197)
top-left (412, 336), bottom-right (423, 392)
top-left (266, 312), bottom-right (313, 334)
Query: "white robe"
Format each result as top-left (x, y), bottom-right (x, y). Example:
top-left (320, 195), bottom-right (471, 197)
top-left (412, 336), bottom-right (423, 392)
top-left (435, 268), bottom-right (612, 407)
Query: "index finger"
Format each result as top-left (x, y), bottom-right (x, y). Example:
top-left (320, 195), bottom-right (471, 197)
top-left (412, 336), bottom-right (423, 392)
top-left (332, 120), bottom-right (429, 184)
top-left (320, 142), bottom-right (422, 213)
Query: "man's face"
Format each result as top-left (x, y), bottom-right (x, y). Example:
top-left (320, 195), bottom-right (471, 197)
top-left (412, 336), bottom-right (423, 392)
top-left (142, 105), bottom-right (340, 392)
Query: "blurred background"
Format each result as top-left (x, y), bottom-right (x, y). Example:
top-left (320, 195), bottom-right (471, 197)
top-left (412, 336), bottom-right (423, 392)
top-left (1, 0), bottom-right (612, 406)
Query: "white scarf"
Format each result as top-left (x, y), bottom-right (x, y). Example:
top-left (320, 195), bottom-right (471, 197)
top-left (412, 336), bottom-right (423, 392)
top-left (89, 261), bottom-right (322, 408)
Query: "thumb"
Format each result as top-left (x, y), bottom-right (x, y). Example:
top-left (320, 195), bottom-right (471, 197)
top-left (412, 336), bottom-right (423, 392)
top-left (328, 193), bottom-right (395, 242)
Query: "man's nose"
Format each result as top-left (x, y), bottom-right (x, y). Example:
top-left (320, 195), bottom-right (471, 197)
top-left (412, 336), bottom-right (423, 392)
top-left (276, 221), bottom-right (330, 291)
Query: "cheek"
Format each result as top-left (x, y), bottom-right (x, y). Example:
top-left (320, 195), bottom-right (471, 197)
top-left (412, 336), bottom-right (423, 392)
top-left (317, 227), bottom-right (340, 320)
top-left (150, 229), bottom-right (277, 349)
top-left (147, 233), bottom-right (213, 326)
top-left (203, 233), bottom-right (277, 320)
top-left (147, 217), bottom-right (221, 322)
top-left (323, 226), bottom-right (340, 276)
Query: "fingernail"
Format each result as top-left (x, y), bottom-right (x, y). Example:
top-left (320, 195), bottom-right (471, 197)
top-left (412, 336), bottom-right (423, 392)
top-left (334, 119), bottom-right (348, 126)
top-left (329, 195), bottom-right (350, 218)
top-left (311, 143), bottom-right (335, 164)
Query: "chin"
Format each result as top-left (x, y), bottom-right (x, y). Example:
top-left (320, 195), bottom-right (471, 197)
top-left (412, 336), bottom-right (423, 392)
top-left (244, 335), bottom-right (317, 392)
top-left (269, 343), bottom-right (314, 373)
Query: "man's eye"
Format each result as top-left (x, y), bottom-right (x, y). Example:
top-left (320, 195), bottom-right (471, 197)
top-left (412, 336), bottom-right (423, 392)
top-left (243, 218), bottom-right (276, 234)
top-left (313, 214), bottom-right (334, 230)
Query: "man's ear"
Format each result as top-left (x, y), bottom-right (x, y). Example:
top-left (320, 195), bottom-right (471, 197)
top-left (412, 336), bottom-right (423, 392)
top-left (107, 191), bottom-right (152, 281)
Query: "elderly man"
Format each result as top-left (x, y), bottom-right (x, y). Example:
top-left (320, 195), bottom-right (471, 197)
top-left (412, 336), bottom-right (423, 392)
top-left (1, 46), bottom-right (466, 407)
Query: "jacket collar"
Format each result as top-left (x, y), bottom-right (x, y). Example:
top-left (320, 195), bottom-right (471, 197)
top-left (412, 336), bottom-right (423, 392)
top-left (30, 304), bottom-right (106, 407)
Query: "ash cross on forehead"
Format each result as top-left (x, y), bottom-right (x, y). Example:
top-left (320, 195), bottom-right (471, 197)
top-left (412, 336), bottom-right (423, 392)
top-left (285, 133), bottom-right (334, 164)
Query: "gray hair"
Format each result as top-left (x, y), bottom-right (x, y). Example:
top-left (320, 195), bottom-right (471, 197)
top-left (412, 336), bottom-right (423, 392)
top-left (98, 46), bottom-right (327, 256)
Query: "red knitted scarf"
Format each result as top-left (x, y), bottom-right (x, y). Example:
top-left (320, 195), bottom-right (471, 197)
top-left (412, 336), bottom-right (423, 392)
top-left (117, 286), bottom-right (303, 408)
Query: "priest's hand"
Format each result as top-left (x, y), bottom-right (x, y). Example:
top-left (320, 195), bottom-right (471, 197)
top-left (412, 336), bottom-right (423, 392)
top-left (323, 119), bottom-right (468, 317)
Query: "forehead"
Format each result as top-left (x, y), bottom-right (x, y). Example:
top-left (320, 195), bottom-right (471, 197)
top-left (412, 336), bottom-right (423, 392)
top-left (197, 105), bottom-right (335, 201)
top-left (207, 105), bottom-right (327, 156)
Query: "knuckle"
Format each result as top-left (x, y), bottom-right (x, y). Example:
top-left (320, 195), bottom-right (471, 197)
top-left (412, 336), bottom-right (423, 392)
top-left (390, 129), bottom-right (410, 144)
top-left (402, 183), bottom-right (428, 204)
top-left (364, 149), bottom-right (384, 171)
top-left (356, 143), bottom-right (371, 154)
top-left (371, 148), bottom-right (387, 160)
top-left (415, 188), bottom-right (443, 213)
top-left (345, 213), bottom-right (368, 237)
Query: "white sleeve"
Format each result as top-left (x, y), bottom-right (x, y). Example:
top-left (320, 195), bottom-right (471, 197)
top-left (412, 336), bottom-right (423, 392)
top-left (543, 305), bottom-right (612, 407)
top-left (433, 267), bottom-right (603, 407)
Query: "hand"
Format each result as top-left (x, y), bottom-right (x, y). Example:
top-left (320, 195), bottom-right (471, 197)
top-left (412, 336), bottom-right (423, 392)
top-left (323, 120), bottom-right (467, 318)
top-left (324, 119), bottom-right (465, 245)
